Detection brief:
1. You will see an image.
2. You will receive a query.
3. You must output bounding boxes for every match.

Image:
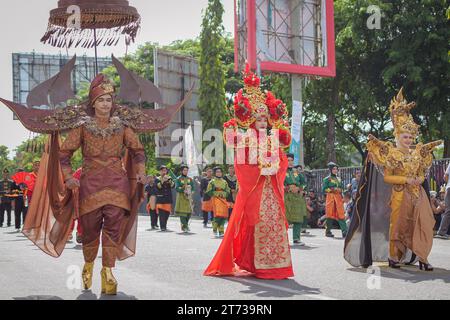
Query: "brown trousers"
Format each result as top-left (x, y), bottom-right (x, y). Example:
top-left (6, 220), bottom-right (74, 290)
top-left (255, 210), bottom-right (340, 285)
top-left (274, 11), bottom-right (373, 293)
top-left (80, 205), bottom-right (125, 267)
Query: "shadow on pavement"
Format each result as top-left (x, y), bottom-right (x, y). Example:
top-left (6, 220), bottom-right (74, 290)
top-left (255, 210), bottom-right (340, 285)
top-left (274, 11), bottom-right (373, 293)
top-left (13, 295), bottom-right (64, 300)
top-left (76, 290), bottom-right (138, 300)
top-left (347, 265), bottom-right (450, 284)
top-left (66, 244), bottom-right (83, 250)
top-left (223, 277), bottom-right (322, 298)
top-left (290, 245), bottom-right (318, 250)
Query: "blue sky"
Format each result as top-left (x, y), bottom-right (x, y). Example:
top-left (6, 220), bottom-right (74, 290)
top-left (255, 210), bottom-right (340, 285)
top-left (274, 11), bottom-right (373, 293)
top-left (0, 0), bottom-right (234, 156)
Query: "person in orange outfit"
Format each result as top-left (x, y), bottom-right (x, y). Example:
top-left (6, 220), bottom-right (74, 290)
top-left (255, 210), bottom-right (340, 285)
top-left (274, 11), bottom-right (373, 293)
top-left (322, 162), bottom-right (348, 238)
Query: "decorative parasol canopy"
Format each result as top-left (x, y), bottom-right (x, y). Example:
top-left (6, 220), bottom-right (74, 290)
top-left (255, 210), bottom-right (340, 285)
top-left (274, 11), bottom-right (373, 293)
top-left (41, 0), bottom-right (141, 48)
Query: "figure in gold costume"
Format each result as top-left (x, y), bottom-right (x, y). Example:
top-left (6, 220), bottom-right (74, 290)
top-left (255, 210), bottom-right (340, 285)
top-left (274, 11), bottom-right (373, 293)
top-left (344, 89), bottom-right (443, 270)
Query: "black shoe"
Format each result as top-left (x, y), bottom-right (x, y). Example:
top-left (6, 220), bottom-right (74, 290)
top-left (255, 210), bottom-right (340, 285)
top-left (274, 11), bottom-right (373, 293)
top-left (325, 232), bottom-right (334, 238)
top-left (342, 232), bottom-right (347, 238)
top-left (388, 259), bottom-right (401, 269)
top-left (405, 253), bottom-right (417, 266)
top-left (419, 261), bottom-right (433, 271)
top-left (293, 240), bottom-right (299, 244)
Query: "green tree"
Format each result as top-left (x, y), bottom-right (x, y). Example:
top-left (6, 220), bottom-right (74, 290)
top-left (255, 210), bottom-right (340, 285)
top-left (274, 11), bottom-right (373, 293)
top-left (304, 0), bottom-right (449, 166)
top-left (13, 135), bottom-right (48, 171)
top-left (0, 146), bottom-right (14, 172)
top-left (198, 0), bottom-right (227, 131)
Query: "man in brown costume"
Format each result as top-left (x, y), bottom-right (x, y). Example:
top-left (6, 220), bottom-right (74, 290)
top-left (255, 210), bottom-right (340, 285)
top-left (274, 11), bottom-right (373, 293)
top-left (0, 56), bottom-right (191, 295)
top-left (59, 74), bottom-right (146, 294)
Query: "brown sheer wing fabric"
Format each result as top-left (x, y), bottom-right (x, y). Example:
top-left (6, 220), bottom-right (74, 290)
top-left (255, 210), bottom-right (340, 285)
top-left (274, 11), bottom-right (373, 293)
top-left (26, 55), bottom-right (77, 108)
top-left (116, 149), bottom-right (144, 260)
top-left (22, 133), bottom-right (75, 257)
top-left (393, 187), bottom-right (435, 264)
top-left (0, 98), bottom-right (55, 133)
top-left (112, 55), bottom-right (163, 105)
top-left (134, 86), bottom-right (194, 133)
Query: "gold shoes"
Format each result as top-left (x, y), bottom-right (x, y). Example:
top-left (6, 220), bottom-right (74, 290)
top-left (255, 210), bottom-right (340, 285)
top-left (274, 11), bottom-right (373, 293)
top-left (82, 262), bottom-right (94, 290)
top-left (101, 267), bottom-right (117, 295)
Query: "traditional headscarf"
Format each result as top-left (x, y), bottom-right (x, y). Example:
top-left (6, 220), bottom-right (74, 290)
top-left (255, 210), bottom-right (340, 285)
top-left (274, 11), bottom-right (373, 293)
top-left (89, 74), bottom-right (116, 105)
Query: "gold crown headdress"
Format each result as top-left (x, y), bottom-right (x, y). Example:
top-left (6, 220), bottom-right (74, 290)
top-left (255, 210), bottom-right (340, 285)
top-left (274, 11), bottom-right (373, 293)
top-left (389, 88), bottom-right (420, 137)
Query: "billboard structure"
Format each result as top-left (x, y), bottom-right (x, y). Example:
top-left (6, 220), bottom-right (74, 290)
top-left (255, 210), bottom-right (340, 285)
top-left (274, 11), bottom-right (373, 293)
top-left (235, 0), bottom-right (335, 77)
top-left (12, 52), bottom-right (111, 106)
top-left (153, 49), bottom-right (201, 162)
top-left (235, 0), bottom-right (336, 166)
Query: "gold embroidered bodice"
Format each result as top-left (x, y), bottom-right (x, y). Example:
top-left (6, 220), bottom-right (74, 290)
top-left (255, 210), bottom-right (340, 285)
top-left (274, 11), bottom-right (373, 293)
top-left (224, 129), bottom-right (288, 175)
top-left (59, 117), bottom-right (146, 215)
top-left (366, 136), bottom-right (442, 197)
top-left (60, 117), bottom-right (145, 179)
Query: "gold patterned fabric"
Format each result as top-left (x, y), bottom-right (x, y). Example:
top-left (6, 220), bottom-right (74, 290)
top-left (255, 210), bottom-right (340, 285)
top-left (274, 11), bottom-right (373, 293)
top-left (59, 117), bottom-right (145, 216)
top-left (367, 138), bottom-right (442, 198)
top-left (254, 177), bottom-right (292, 270)
top-left (367, 138), bottom-right (441, 261)
top-left (365, 89), bottom-right (443, 263)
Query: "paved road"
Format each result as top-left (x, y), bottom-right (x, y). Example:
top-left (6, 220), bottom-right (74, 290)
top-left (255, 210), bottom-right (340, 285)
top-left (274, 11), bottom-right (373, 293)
top-left (0, 216), bottom-right (449, 300)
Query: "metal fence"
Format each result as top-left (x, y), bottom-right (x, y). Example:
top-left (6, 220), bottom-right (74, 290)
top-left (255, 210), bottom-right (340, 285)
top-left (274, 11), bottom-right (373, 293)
top-left (305, 158), bottom-right (450, 196)
top-left (139, 158), bottom-right (450, 214)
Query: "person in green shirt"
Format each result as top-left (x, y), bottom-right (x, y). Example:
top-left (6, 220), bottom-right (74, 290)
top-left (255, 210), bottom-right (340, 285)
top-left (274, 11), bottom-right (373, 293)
top-left (296, 164), bottom-right (310, 235)
top-left (322, 162), bottom-right (348, 238)
top-left (206, 167), bottom-right (231, 238)
top-left (175, 165), bottom-right (194, 233)
top-left (284, 154), bottom-right (308, 245)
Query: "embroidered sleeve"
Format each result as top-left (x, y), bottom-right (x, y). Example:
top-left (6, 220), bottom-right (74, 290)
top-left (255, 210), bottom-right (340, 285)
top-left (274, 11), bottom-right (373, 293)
top-left (175, 177), bottom-right (184, 193)
top-left (322, 177), bottom-right (331, 193)
top-left (384, 168), bottom-right (407, 185)
top-left (418, 140), bottom-right (443, 172)
top-left (206, 179), bottom-right (214, 197)
top-left (366, 135), bottom-right (392, 168)
top-left (59, 126), bottom-right (82, 181)
top-left (124, 127), bottom-right (146, 176)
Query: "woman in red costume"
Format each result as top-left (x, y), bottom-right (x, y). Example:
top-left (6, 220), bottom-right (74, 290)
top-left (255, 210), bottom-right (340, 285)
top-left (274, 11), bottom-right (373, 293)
top-left (204, 65), bottom-right (294, 280)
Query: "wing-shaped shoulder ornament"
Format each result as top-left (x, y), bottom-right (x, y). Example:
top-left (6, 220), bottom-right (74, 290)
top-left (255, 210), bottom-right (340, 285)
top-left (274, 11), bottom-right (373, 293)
top-left (366, 134), bottom-right (405, 173)
top-left (0, 55), bottom-right (192, 134)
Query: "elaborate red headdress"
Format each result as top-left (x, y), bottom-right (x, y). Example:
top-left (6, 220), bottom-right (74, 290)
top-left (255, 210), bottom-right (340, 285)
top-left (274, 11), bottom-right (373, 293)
top-left (225, 63), bottom-right (289, 131)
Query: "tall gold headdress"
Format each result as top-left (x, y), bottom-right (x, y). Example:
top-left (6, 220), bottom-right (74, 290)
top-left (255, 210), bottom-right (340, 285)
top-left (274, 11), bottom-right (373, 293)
top-left (389, 88), bottom-right (420, 138)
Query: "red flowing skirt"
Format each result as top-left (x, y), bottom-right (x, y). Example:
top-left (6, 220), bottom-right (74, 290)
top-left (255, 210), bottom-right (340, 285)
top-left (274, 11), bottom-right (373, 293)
top-left (204, 152), bottom-right (294, 280)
